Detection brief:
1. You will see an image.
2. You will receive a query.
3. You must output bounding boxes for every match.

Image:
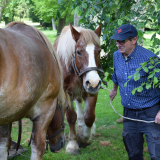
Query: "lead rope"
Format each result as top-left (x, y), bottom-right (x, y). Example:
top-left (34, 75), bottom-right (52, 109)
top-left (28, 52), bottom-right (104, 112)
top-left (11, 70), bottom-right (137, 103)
top-left (100, 86), bottom-right (155, 123)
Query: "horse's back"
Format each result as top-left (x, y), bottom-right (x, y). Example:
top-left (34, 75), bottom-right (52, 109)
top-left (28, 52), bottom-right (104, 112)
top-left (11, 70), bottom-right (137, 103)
top-left (0, 22), bottom-right (61, 125)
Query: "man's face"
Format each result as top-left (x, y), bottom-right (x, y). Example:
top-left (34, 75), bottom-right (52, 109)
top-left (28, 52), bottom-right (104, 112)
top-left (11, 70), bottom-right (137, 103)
top-left (116, 37), bottom-right (137, 56)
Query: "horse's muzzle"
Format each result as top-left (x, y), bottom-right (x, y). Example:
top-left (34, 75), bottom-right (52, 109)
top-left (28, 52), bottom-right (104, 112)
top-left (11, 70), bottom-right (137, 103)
top-left (84, 79), bottom-right (102, 95)
top-left (49, 135), bottom-right (66, 152)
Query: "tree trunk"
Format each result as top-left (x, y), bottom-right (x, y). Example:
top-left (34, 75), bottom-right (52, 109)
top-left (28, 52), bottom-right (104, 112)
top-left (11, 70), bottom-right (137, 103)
top-left (0, 6), bottom-right (3, 22)
top-left (4, 17), bottom-right (9, 25)
top-left (74, 12), bottom-right (81, 26)
top-left (52, 18), bottom-right (56, 30)
top-left (57, 17), bottom-right (66, 36)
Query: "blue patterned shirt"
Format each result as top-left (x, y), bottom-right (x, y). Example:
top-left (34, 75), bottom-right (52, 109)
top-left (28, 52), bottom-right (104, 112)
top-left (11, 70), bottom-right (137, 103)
top-left (112, 45), bottom-right (160, 109)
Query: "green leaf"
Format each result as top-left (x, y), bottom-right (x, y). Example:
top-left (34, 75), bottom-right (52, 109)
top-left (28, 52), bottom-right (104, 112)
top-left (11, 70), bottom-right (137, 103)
top-left (154, 68), bottom-right (160, 72)
top-left (133, 72), bottom-right (140, 81)
top-left (75, 7), bottom-right (82, 15)
top-left (148, 72), bottom-right (155, 79)
top-left (124, 81), bottom-right (128, 87)
top-left (118, 19), bottom-right (123, 25)
top-left (146, 83), bottom-right (151, 89)
top-left (151, 33), bottom-right (156, 41)
top-left (137, 86), bottom-right (143, 92)
top-left (82, 3), bottom-right (87, 9)
top-left (148, 65), bottom-right (154, 69)
top-left (127, 75), bottom-right (133, 79)
top-left (142, 67), bottom-right (148, 73)
top-left (138, 30), bottom-right (143, 37)
top-left (141, 62), bottom-right (148, 66)
top-left (158, 3), bottom-right (160, 9)
top-left (131, 88), bottom-right (137, 95)
top-left (154, 76), bottom-right (158, 84)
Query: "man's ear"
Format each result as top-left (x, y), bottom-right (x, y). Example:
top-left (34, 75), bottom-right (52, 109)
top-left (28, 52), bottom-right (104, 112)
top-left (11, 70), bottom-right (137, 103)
top-left (132, 37), bottom-right (137, 45)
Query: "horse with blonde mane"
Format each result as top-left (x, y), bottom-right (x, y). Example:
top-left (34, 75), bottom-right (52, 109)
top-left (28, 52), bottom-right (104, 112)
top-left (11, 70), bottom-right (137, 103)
top-left (54, 23), bottom-right (104, 154)
top-left (0, 21), bottom-right (66, 160)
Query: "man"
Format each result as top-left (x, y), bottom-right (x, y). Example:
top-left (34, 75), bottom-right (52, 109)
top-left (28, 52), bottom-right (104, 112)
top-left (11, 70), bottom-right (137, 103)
top-left (109, 24), bottom-right (160, 160)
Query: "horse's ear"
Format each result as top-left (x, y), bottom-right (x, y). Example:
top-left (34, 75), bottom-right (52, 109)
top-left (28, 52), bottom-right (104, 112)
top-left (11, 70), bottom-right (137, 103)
top-left (70, 23), bottom-right (80, 42)
top-left (95, 23), bottom-right (102, 38)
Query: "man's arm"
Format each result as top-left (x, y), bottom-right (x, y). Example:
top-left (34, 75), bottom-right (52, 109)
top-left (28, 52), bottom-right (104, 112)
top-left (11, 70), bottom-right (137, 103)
top-left (109, 83), bottom-right (118, 101)
top-left (155, 110), bottom-right (160, 124)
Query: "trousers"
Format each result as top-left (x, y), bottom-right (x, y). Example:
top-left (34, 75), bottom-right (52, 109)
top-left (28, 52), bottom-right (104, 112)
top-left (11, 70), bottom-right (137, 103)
top-left (123, 103), bottom-right (160, 160)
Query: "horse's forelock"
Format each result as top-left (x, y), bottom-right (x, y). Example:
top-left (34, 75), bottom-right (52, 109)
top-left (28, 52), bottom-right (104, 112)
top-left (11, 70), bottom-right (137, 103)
top-left (57, 26), bottom-right (100, 71)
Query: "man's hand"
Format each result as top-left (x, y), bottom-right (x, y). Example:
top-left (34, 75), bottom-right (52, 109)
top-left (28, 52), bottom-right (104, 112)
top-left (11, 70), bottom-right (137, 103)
top-left (109, 89), bottom-right (117, 101)
top-left (109, 84), bottom-right (118, 101)
top-left (155, 110), bottom-right (160, 124)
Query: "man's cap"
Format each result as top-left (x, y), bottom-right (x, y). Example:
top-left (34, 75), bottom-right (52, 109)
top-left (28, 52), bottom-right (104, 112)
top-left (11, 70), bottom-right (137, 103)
top-left (110, 24), bottom-right (138, 41)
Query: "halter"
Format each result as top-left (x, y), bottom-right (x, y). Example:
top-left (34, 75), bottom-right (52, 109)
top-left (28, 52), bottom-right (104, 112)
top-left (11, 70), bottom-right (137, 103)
top-left (72, 57), bottom-right (107, 87)
top-left (72, 57), bottom-right (104, 77)
top-left (28, 103), bottom-right (66, 150)
top-left (46, 104), bottom-right (65, 140)
top-left (45, 104), bottom-right (66, 150)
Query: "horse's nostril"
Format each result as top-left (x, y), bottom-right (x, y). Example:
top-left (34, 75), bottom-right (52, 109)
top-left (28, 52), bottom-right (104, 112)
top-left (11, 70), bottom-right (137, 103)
top-left (86, 80), bottom-right (91, 88)
top-left (99, 80), bottom-right (102, 87)
top-left (61, 141), bottom-right (64, 148)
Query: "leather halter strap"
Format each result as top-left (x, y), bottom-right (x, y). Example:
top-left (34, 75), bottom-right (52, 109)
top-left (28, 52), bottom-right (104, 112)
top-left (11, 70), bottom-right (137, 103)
top-left (46, 104), bottom-right (65, 140)
top-left (72, 57), bottom-right (104, 77)
top-left (72, 57), bottom-right (107, 87)
top-left (28, 103), bottom-right (66, 148)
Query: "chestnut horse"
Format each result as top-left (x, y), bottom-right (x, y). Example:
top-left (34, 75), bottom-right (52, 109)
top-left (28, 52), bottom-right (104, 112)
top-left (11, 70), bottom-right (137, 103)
top-left (0, 21), bottom-right (66, 160)
top-left (53, 24), bottom-right (104, 154)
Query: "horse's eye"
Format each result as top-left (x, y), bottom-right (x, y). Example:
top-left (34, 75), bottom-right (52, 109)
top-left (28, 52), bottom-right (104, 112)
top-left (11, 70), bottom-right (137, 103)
top-left (77, 51), bottom-right (81, 56)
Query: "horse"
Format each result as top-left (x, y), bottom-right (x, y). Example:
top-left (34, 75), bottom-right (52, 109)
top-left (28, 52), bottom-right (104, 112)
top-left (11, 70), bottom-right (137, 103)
top-left (0, 21), bottom-right (66, 160)
top-left (53, 23), bottom-right (104, 154)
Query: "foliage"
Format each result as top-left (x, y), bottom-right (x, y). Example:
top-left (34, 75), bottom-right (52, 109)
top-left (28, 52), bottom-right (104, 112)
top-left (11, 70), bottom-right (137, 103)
top-left (31, 0), bottom-right (74, 24)
top-left (60, 0), bottom-right (160, 81)
top-left (2, 0), bottom-right (32, 22)
top-left (124, 56), bottom-right (160, 95)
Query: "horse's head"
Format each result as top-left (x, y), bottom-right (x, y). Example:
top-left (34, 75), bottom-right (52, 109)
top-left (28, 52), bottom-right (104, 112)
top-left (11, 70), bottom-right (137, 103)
top-left (46, 104), bottom-right (66, 152)
top-left (70, 24), bottom-right (102, 95)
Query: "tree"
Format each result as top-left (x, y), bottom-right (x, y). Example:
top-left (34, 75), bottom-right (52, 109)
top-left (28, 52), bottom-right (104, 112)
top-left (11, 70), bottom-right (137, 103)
top-left (32, 0), bottom-right (74, 34)
top-left (2, 0), bottom-right (32, 24)
top-left (0, 0), bottom-right (10, 22)
top-left (64, 0), bottom-right (160, 80)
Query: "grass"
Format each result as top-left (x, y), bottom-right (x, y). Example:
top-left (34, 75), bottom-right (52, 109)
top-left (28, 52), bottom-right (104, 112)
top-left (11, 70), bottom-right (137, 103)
top-left (5, 23), bottom-right (153, 160)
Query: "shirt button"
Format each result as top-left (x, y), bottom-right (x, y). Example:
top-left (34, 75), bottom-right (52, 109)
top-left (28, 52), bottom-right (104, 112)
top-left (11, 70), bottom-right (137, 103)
top-left (125, 73), bottom-right (127, 74)
top-left (128, 104), bottom-right (130, 105)
top-left (125, 94), bottom-right (127, 95)
top-left (126, 62), bottom-right (128, 64)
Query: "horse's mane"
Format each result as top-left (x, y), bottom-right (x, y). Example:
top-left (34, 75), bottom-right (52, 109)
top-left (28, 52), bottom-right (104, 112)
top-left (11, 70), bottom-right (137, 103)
top-left (57, 25), bottom-right (100, 70)
top-left (5, 21), bottom-right (66, 106)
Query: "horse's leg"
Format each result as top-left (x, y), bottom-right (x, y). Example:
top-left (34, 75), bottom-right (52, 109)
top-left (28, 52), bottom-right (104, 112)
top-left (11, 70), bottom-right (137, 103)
top-left (75, 99), bottom-right (84, 130)
top-left (30, 98), bottom-right (57, 160)
top-left (77, 95), bottom-right (97, 147)
top-left (0, 123), bottom-right (12, 160)
top-left (66, 102), bottom-right (79, 154)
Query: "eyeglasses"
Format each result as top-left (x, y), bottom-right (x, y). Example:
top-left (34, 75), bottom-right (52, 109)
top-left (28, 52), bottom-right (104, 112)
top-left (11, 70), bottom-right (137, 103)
top-left (116, 39), bottom-right (129, 46)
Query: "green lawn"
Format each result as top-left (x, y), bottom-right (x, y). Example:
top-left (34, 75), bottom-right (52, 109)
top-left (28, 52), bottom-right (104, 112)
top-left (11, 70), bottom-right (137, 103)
top-left (7, 24), bottom-right (154, 160)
